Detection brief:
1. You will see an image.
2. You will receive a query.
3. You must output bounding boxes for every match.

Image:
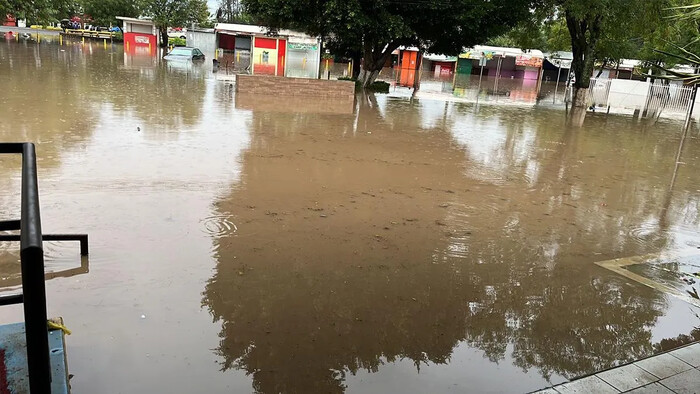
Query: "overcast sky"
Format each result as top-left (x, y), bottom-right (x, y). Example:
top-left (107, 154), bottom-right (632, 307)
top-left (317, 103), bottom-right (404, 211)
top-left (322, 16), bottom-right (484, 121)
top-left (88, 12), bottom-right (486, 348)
top-left (207, 0), bottom-right (218, 15)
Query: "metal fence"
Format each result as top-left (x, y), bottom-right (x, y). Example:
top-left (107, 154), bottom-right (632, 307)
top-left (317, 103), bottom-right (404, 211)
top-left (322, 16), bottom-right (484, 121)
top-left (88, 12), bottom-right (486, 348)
top-left (0, 142), bottom-right (88, 393)
top-left (588, 78), bottom-right (612, 107)
top-left (646, 83), bottom-right (695, 114)
top-left (588, 78), bottom-right (695, 116)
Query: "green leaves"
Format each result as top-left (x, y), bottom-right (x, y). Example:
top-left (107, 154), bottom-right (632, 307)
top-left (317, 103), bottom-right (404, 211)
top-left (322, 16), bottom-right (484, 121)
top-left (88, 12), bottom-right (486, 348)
top-left (82, 0), bottom-right (140, 27)
top-left (140, 0), bottom-right (210, 29)
top-left (242, 0), bottom-right (535, 55)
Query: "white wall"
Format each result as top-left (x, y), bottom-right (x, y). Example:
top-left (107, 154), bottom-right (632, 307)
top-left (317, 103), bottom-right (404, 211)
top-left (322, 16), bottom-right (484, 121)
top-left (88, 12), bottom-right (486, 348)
top-left (607, 79), bottom-right (650, 110)
top-left (186, 31), bottom-right (216, 54)
top-left (599, 78), bottom-right (700, 121)
top-left (131, 23), bottom-right (153, 34)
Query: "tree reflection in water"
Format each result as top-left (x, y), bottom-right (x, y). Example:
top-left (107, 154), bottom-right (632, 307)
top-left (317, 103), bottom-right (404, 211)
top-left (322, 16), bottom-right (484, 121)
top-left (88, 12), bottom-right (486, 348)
top-left (203, 95), bottom-right (698, 392)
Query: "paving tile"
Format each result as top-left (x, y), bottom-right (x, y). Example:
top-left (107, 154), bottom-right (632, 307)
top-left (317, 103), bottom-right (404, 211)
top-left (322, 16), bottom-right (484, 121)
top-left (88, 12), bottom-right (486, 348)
top-left (669, 343), bottom-right (700, 368)
top-left (625, 382), bottom-right (676, 394)
top-left (530, 388), bottom-right (559, 394)
top-left (555, 376), bottom-right (619, 394)
top-left (659, 367), bottom-right (700, 394)
top-left (636, 353), bottom-right (693, 379)
top-left (597, 364), bottom-right (657, 391)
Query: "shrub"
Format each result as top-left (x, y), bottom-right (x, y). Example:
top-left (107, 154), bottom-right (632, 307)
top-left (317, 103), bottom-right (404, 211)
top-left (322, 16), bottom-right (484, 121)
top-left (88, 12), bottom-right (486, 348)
top-left (355, 80), bottom-right (390, 93)
top-left (169, 37), bottom-right (186, 47)
top-left (368, 81), bottom-right (390, 93)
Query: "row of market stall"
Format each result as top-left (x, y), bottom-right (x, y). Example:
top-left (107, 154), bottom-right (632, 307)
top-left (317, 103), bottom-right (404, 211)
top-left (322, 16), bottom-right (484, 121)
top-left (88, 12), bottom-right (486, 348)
top-left (116, 18), bottom-right (323, 78)
top-left (116, 17), bottom-right (653, 85)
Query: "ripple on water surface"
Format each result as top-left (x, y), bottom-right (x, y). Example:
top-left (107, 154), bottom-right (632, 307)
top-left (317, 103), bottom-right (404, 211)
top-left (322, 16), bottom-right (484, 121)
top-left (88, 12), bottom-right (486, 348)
top-left (200, 214), bottom-right (238, 237)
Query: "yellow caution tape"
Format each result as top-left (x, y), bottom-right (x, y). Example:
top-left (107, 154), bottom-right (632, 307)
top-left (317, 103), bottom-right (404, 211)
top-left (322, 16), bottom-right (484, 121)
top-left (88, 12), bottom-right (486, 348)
top-left (47, 321), bottom-right (72, 335)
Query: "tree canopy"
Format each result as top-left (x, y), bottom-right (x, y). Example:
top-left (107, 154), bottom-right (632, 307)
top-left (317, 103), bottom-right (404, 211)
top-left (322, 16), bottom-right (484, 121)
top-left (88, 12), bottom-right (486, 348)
top-left (490, 0), bottom-right (696, 106)
top-left (139, 0), bottom-right (210, 47)
top-left (81, 0), bottom-right (139, 27)
top-left (243, 0), bottom-right (537, 85)
top-left (1, 0), bottom-right (211, 33)
top-left (216, 0), bottom-right (252, 24)
top-left (0, 0), bottom-right (77, 24)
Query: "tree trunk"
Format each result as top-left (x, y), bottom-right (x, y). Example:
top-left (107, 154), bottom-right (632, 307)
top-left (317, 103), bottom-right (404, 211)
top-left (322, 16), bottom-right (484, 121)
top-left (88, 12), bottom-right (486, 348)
top-left (572, 88), bottom-right (589, 109)
top-left (357, 39), bottom-right (402, 88)
top-left (159, 27), bottom-right (168, 48)
top-left (351, 52), bottom-right (362, 79)
top-left (595, 59), bottom-right (608, 78)
top-left (358, 69), bottom-right (381, 87)
top-left (565, 10), bottom-right (602, 108)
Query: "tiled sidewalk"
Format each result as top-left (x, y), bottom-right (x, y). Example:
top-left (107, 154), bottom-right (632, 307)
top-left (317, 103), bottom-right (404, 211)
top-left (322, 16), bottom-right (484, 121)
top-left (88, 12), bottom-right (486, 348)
top-left (534, 342), bottom-right (700, 393)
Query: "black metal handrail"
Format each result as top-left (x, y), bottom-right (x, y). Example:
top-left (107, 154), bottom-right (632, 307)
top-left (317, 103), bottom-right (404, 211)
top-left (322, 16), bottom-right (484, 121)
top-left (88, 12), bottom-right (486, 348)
top-left (0, 142), bottom-right (89, 393)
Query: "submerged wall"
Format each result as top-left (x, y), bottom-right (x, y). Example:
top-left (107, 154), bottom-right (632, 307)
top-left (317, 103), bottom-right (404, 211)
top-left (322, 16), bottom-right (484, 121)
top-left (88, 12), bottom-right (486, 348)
top-left (236, 74), bottom-right (355, 100)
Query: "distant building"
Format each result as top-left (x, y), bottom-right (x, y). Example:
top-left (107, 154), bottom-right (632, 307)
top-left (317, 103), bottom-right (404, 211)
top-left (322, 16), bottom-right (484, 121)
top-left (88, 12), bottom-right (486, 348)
top-left (423, 54), bottom-right (458, 77)
top-left (593, 59), bottom-right (645, 81)
top-left (186, 28), bottom-right (216, 55)
top-left (116, 17), bottom-right (158, 56)
top-left (543, 51), bottom-right (572, 82)
top-left (214, 23), bottom-right (321, 78)
top-left (459, 46), bottom-right (544, 81)
top-left (3, 14), bottom-right (16, 27)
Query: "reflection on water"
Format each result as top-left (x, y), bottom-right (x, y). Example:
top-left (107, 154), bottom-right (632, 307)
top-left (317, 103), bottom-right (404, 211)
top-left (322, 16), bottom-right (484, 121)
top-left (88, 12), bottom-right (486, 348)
top-left (205, 95), bottom-right (700, 392)
top-left (1, 40), bottom-right (700, 393)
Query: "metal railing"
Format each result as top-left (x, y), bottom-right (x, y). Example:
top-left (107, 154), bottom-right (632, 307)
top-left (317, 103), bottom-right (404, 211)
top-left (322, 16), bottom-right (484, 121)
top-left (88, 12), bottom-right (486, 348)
top-left (588, 78), bottom-right (612, 107)
top-left (588, 77), bottom-right (696, 116)
top-left (646, 82), bottom-right (695, 114)
top-left (0, 142), bottom-right (88, 393)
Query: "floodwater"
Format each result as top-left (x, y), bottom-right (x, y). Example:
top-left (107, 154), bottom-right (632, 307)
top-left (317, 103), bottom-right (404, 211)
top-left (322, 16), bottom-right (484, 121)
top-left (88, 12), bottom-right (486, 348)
top-left (1, 39), bottom-right (700, 393)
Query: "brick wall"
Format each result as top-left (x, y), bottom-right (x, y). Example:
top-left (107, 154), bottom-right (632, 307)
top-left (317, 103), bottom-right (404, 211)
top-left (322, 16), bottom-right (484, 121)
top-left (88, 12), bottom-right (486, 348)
top-left (235, 93), bottom-right (354, 115)
top-left (236, 74), bottom-right (355, 100)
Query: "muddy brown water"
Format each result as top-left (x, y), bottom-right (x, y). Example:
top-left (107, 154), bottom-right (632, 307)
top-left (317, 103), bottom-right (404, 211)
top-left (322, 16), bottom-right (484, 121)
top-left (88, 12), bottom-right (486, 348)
top-left (1, 40), bottom-right (700, 393)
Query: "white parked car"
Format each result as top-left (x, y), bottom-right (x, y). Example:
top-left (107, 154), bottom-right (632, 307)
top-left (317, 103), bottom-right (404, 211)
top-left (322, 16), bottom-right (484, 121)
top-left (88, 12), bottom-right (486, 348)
top-left (167, 29), bottom-right (187, 40)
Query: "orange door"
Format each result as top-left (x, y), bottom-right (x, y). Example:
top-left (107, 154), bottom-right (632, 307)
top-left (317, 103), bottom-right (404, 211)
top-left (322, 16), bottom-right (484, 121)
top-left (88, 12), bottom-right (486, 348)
top-left (400, 51), bottom-right (418, 86)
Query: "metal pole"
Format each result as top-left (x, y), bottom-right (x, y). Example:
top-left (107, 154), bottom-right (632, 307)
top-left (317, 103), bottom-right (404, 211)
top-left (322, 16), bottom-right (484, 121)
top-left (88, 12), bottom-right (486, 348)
top-left (554, 61), bottom-right (562, 103)
top-left (494, 57), bottom-right (502, 94)
top-left (20, 143), bottom-right (51, 393)
top-left (683, 84), bottom-right (697, 131)
top-left (477, 64), bottom-right (484, 104)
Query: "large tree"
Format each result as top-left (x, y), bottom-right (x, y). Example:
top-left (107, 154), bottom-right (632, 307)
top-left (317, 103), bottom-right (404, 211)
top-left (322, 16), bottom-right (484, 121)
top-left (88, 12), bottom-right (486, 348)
top-left (216, 0), bottom-right (252, 24)
top-left (140, 0), bottom-right (210, 47)
top-left (557, 0), bottom-right (695, 107)
top-left (0, 0), bottom-right (78, 24)
top-left (243, 0), bottom-right (536, 86)
top-left (81, 0), bottom-right (140, 27)
top-left (497, 0), bottom-right (683, 108)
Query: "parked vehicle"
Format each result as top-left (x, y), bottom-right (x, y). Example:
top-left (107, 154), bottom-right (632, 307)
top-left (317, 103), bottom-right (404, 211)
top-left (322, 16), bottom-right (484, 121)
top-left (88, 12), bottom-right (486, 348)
top-left (164, 47), bottom-right (205, 61)
top-left (167, 29), bottom-right (187, 40)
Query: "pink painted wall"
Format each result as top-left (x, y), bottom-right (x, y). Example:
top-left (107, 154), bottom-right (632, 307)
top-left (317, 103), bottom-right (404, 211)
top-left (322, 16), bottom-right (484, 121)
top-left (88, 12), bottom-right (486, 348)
top-left (523, 69), bottom-right (539, 80)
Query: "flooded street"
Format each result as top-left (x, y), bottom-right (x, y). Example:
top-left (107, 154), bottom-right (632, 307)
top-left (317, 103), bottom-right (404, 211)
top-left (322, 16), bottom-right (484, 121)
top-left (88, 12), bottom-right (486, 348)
top-left (1, 40), bottom-right (700, 393)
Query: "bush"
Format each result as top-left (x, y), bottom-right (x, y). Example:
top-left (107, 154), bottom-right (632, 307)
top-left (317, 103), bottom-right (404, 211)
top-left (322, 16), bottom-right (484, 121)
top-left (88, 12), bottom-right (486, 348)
top-left (169, 37), bottom-right (186, 47)
top-left (368, 81), bottom-right (390, 93)
top-left (354, 80), bottom-right (390, 93)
